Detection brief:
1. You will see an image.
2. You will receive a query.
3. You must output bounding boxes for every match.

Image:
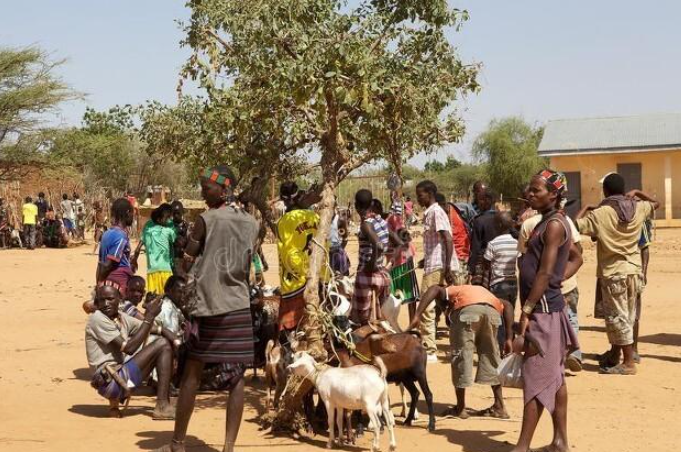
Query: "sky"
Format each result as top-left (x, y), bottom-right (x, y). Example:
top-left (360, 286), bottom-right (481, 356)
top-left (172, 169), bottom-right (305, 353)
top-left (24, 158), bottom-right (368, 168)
top-left (3, 0), bottom-right (681, 167)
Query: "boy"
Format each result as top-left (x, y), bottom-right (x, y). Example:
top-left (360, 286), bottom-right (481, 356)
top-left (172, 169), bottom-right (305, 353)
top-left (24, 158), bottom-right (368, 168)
top-left (22, 196), bottom-right (38, 250)
top-left (415, 180), bottom-right (457, 362)
top-left (576, 173), bottom-right (659, 375)
top-left (85, 283), bottom-right (175, 419)
top-left (409, 284), bottom-right (513, 419)
top-left (350, 190), bottom-right (391, 324)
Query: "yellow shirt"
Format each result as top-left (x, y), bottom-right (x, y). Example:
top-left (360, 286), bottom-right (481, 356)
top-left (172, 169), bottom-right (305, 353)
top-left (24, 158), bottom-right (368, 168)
top-left (518, 214), bottom-right (581, 294)
top-left (22, 203), bottom-right (38, 225)
top-left (277, 209), bottom-right (321, 296)
top-left (576, 201), bottom-right (654, 277)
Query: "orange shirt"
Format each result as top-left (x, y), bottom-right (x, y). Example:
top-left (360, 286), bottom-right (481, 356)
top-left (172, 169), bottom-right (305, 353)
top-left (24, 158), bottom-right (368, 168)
top-left (446, 285), bottom-right (504, 314)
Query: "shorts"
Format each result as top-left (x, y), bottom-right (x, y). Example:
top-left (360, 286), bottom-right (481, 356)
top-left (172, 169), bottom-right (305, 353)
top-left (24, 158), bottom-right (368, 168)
top-left (63, 218), bottom-right (74, 231)
top-left (449, 304), bottom-right (501, 388)
top-left (92, 360), bottom-right (142, 402)
top-left (600, 275), bottom-right (642, 346)
top-left (279, 289), bottom-right (307, 331)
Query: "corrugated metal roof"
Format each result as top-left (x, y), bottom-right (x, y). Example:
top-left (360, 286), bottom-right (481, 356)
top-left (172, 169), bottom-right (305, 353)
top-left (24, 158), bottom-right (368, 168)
top-left (538, 113), bottom-right (681, 156)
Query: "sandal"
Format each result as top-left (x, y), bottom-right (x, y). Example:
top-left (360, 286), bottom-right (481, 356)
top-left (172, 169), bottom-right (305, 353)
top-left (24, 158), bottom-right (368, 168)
top-left (599, 364), bottom-right (637, 375)
top-left (442, 406), bottom-right (470, 419)
top-left (473, 407), bottom-right (510, 420)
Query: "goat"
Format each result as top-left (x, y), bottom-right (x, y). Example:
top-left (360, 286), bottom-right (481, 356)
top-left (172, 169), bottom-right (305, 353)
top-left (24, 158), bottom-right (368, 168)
top-left (337, 331), bottom-right (435, 432)
top-left (288, 351), bottom-right (396, 452)
top-left (264, 340), bottom-right (286, 410)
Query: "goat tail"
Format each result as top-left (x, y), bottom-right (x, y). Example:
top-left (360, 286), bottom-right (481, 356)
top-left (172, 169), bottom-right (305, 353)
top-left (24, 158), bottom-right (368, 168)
top-left (373, 355), bottom-right (388, 379)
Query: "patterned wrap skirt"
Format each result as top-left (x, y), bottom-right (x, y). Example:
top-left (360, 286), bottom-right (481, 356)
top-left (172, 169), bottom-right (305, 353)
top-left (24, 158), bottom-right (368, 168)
top-left (186, 308), bottom-right (254, 365)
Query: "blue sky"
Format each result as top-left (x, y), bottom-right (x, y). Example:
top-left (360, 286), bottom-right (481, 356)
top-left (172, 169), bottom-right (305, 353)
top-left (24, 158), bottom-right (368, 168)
top-left (3, 1), bottom-right (681, 167)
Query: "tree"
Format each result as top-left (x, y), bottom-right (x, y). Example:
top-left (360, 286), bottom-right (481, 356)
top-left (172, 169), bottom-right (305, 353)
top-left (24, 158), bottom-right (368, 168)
top-left (473, 117), bottom-right (545, 200)
top-left (424, 155), bottom-right (461, 173)
top-left (0, 47), bottom-right (75, 181)
top-left (179, 0), bottom-right (479, 427)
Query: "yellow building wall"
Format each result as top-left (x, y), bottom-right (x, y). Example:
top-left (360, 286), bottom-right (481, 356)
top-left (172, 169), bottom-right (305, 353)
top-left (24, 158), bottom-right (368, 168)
top-left (550, 150), bottom-right (681, 227)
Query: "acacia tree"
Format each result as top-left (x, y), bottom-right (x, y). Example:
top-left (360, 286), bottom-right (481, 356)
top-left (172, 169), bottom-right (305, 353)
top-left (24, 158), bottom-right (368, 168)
top-left (178, 0), bottom-right (479, 427)
top-left (473, 116), bottom-right (546, 200)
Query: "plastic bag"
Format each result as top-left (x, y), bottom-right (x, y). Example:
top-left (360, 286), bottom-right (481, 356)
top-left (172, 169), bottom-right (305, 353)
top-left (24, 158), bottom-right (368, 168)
top-left (497, 353), bottom-right (524, 389)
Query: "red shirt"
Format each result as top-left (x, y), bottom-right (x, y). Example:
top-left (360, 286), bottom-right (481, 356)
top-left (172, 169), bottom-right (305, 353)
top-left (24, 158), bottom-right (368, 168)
top-left (447, 285), bottom-right (503, 314)
top-left (448, 206), bottom-right (470, 260)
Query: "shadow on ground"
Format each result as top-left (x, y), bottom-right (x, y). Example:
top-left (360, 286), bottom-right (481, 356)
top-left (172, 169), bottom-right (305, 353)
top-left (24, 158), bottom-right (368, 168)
top-left (136, 431), bottom-right (220, 451)
top-left (69, 404), bottom-right (153, 419)
top-left (639, 333), bottom-right (681, 347)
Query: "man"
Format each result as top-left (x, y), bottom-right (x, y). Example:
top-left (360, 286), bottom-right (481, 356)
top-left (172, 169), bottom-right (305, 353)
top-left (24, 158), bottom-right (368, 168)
top-left (468, 188), bottom-right (498, 284)
top-left (276, 181), bottom-right (321, 337)
top-left (92, 200), bottom-right (108, 254)
top-left (158, 165), bottom-right (258, 452)
top-left (437, 193), bottom-right (470, 285)
top-left (416, 180), bottom-right (457, 362)
top-left (60, 194), bottom-right (75, 237)
top-left (35, 192), bottom-right (49, 221)
top-left (576, 173), bottom-right (659, 375)
top-left (85, 283), bottom-right (175, 419)
top-left (0, 198), bottom-right (9, 248)
top-left (97, 198), bottom-right (135, 298)
top-left (409, 284), bottom-right (513, 419)
top-left (22, 196), bottom-right (38, 250)
top-left (42, 208), bottom-right (69, 249)
top-left (329, 205), bottom-right (350, 277)
top-left (519, 202), bottom-right (584, 371)
top-left (124, 190), bottom-right (139, 236)
top-left (470, 180), bottom-right (488, 215)
top-left (170, 200), bottom-right (189, 276)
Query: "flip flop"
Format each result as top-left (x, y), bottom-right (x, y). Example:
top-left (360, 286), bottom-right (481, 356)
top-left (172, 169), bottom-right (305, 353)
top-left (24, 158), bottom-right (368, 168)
top-left (442, 406), bottom-right (470, 419)
top-left (473, 407), bottom-right (510, 420)
top-left (599, 364), bottom-right (637, 375)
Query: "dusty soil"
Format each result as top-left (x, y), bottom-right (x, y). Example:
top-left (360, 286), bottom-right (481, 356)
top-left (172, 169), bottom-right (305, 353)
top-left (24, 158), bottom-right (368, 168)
top-left (1, 230), bottom-right (680, 452)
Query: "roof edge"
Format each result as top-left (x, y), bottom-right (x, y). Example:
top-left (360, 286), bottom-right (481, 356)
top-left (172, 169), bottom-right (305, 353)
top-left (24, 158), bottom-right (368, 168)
top-left (539, 144), bottom-right (681, 157)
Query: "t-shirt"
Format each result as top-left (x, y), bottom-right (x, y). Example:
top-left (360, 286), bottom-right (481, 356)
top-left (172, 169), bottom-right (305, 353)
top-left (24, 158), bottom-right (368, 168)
top-left (446, 285), bottom-right (504, 314)
top-left (448, 205), bottom-right (470, 260)
top-left (119, 300), bottom-right (140, 318)
top-left (519, 214), bottom-right (581, 294)
top-left (576, 201), bottom-right (654, 277)
top-left (277, 209), bottom-right (320, 296)
top-left (85, 310), bottom-right (142, 371)
top-left (358, 215), bottom-right (390, 272)
top-left (22, 203), bottom-right (38, 225)
top-left (483, 233), bottom-right (518, 287)
top-left (423, 203), bottom-right (459, 274)
top-left (468, 210), bottom-right (498, 273)
top-left (99, 226), bottom-right (132, 269)
top-left (156, 296), bottom-right (185, 335)
top-left (141, 221), bottom-right (177, 274)
top-left (35, 198), bottom-right (49, 219)
top-left (61, 199), bottom-right (75, 221)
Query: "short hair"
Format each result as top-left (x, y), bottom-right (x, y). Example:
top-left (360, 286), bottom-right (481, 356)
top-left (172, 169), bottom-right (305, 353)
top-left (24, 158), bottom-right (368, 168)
top-left (38, 192), bottom-right (45, 198)
top-left (355, 189), bottom-right (373, 209)
top-left (494, 211), bottom-right (515, 233)
top-left (478, 188), bottom-right (497, 203)
top-left (370, 198), bottom-right (384, 216)
top-left (416, 180), bottom-right (437, 195)
top-left (164, 275), bottom-right (185, 293)
top-left (111, 198), bottom-right (132, 222)
top-left (280, 181), bottom-right (299, 198)
top-left (171, 200), bottom-right (184, 212)
top-left (128, 275), bottom-right (146, 288)
top-left (151, 203), bottom-right (172, 224)
top-left (603, 173), bottom-right (625, 195)
top-left (434, 193), bottom-right (446, 205)
top-left (25, 196), bottom-right (32, 203)
top-left (62, 194), bottom-right (68, 200)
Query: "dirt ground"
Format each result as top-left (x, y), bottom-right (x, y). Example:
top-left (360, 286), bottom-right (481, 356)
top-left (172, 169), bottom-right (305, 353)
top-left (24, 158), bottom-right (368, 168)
top-left (1, 229), bottom-right (680, 452)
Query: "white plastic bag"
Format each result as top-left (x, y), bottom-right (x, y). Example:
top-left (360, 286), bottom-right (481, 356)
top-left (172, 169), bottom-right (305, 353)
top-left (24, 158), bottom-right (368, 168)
top-left (497, 353), bottom-right (524, 389)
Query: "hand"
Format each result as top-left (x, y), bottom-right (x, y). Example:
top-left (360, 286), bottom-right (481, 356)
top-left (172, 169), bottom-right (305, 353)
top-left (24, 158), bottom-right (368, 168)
top-left (407, 319), bottom-right (419, 331)
top-left (417, 259), bottom-right (424, 269)
top-left (512, 335), bottom-right (525, 355)
top-left (263, 262), bottom-right (269, 272)
top-left (503, 339), bottom-right (513, 357)
top-left (526, 334), bottom-right (545, 357)
top-left (144, 296), bottom-right (163, 320)
top-left (625, 189), bottom-right (640, 199)
top-left (131, 257), bottom-right (138, 274)
top-left (444, 269), bottom-right (454, 285)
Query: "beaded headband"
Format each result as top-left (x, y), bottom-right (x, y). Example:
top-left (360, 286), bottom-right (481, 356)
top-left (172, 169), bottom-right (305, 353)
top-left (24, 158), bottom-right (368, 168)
top-left (202, 168), bottom-right (232, 187)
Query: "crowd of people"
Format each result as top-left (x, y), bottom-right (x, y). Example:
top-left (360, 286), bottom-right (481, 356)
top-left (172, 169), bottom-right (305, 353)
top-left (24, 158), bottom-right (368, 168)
top-left (79, 165), bottom-right (657, 452)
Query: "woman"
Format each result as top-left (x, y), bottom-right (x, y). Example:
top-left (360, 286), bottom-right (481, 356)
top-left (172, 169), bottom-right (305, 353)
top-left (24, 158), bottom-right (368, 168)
top-left (133, 203), bottom-right (176, 295)
top-left (511, 169), bottom-right (582, 452)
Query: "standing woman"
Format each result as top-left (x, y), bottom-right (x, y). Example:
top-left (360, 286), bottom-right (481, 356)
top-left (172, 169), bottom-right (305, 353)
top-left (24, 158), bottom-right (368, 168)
top-left (132, 203), bottom-right (176, 295)
top-left (511, 170), bottom-right (582, 452)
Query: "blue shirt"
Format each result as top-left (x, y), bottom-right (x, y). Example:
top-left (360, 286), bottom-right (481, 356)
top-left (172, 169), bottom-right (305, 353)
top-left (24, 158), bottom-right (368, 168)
top-left (99, 226), bottom-right (131, 269)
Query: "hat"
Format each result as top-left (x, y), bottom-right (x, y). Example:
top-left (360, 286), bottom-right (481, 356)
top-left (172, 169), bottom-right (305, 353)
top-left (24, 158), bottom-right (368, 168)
top-left (598, 172), bottom-right (616, 184)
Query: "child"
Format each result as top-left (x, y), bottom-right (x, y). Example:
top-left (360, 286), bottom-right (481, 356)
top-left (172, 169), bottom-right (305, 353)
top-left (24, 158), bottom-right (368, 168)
top-left (386, 199), bottom-right (419, 308)
top-left (409, 284), bottom-right (513, 419)
top-left (76, 206), bottom-right (86, 241)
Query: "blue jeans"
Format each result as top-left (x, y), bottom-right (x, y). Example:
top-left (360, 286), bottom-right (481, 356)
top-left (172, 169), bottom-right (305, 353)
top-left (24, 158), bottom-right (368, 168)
top-left (564, 287), bottom-right (582, 361)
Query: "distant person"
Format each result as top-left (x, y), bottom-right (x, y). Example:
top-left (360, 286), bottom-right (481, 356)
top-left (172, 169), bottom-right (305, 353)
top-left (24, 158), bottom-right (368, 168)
top-left (92, 200), bottom-right (108, 254)
top-left (404, 196), bottom-right (415, 226)
top-left (35, 192), bottom-right (49, 221)
top-left (133, 203), bottom-right (176, 295)
top-left (470, 180), bottom-right (489, 214)
top-left (42, 208), bottom-right (69, 249)
top-left (97, 198), bottom-right (135, 298)
top-left (329, 207), bottom-right (350, 277)
top-left (410, 284), bottom-right (513, 419)
top-left (576, 173), bottom-right (659, 375)
top-left (76, 206), bottom-right (86, 241)
top-left (60, 194), bottom-right (75, 236)
top-left (0, 198), bottom-right (9, 248)
top-left (469, 188), bottom-right (498, 285)
top-left (170, 201), bottom-right (189, 276)
top-left (416, 180), bottom-right (457, 362)
top-left (22, 196), bottom-right (38, 250)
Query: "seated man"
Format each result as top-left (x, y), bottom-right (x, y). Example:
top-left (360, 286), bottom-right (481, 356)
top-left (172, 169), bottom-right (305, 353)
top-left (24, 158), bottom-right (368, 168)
top-left (409, 284), bottom-right (514, 419)
top-left (84, 283), bottom-right (176, 419)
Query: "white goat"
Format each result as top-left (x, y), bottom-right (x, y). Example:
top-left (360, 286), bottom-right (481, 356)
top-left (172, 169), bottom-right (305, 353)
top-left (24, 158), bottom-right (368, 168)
top-left (288, 351), bottom-right (396, 452)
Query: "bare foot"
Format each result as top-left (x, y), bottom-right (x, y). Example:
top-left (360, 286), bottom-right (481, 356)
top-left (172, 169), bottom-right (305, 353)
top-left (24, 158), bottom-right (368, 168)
top-left (442, 405), bottom-right (469, 419)
top-left (152, 403), bottom-right (176, 420)
top-left (223, 441), bottom-right (235, 452)
top-left (473, 406), bottom-right (510, 419)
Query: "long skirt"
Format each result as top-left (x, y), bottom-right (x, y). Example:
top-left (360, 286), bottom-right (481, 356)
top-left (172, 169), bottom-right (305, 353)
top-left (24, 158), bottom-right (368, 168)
top-left (186, 308), bottom-right (254, 365)
top-left (147, 270), bottom-right (172, 295)
top-left (523, 310), bottom-right (579, 414)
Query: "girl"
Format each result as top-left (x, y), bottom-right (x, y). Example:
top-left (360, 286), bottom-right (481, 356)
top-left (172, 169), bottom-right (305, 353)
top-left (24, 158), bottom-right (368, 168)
top-left (133, 203), bottom-right (176, 295)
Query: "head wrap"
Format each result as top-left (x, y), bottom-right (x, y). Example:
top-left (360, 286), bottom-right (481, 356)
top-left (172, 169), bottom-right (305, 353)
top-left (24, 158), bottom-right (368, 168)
top-left (202, 168), bottom-right (234, 187)
top-left (97, 280), bottom-right (121, 294)
top-left (536, 169), bottom-right (567, 195)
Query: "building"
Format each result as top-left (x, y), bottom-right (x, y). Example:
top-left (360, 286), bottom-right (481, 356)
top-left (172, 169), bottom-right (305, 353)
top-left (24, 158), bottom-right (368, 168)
top-left (538, 113), bottom-right (681, 227)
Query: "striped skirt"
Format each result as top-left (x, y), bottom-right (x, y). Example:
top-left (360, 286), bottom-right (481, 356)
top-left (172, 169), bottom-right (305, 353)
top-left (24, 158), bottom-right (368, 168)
top-left (186, 308), bottom-right (254, 364)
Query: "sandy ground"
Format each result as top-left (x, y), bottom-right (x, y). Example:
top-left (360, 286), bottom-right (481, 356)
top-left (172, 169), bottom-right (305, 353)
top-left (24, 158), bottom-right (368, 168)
top-left (1, 229), bottom-right (680, 452)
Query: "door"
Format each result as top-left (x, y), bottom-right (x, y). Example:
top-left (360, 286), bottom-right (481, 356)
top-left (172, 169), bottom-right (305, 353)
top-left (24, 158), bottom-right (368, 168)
top-left (617, 163), bottom-right (642, 191)
top-left (564, 171), bottom-right (581, 219)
